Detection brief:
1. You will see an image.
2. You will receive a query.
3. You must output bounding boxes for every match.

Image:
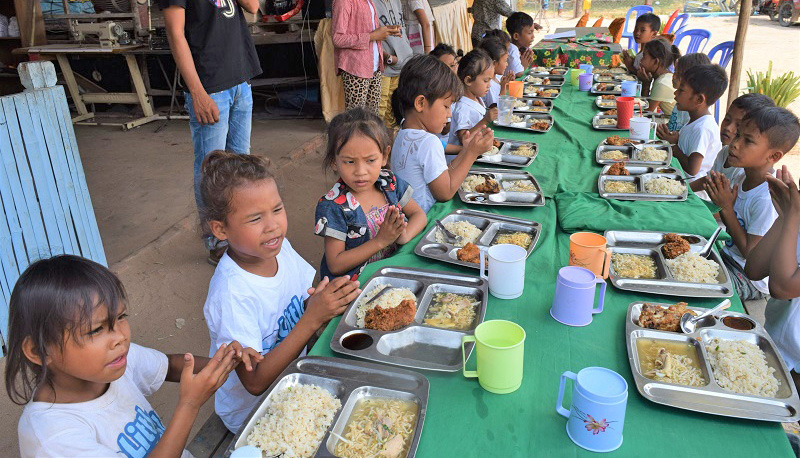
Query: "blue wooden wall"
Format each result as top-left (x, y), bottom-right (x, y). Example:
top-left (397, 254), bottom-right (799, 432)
top-left (0, 85), bottom-right (106, 355)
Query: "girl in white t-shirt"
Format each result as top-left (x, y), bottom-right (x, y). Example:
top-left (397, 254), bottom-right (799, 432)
top-left (478, 36), bottom-right (514, 108)
top-left (639, 37), bottom-right (680, 116)
top-left (390, 54), bottom-right (494, 212)
top-left (200, 151), bottom-right (361, 432)
top-left (6, 255), bottom-right (251, 457)
top-left (449, 48), bottom-right (498, 147)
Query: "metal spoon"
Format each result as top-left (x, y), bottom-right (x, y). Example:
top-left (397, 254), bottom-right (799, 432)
top-left (435, 219), bottom-right (462, 245)
top-left (698, 226), bottom-right (723, 258)
top-left (680, 299), bottom-right (731, 334)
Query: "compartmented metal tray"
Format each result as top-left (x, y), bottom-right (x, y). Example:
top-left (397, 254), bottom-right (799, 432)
top-left (592, 112), bottom-right (660, 130)
top-left (523, 75), bottom-right (565, 86)
top-left (528, 66), bottom-right (569, 76)
top-left (591, 82), bottom-right (622, 95)
top-left (625, 302), bottom-right (800, 421)
top-left (523, 84), bottom-right (561, 98)
top-left (596, 96), bottom-right (649, 110)
top-left (476, 138), bottom-right (537, 168)
top-left (598, 173), bottom-right (687, 201)
top-left (495, 113), bottom-right (554, 133)
top-left (330, 266), bottom-right (489, 371)
top-left (595, 142), bottom-right (673, 166)
top-left (601, 164), bottom-right (683, 176)
top-left (414, 209), bottom-right (541, 270)
top-left (457, 168), bottom-right (545, 207)
top-left (512, 97), bottom-right (553, 113)
top-left (604, 230), bottom-right (734, 298)
top-left (594, 72), bottom-right (637, 83)
top-left (229, 356), bottom-right (429, 457)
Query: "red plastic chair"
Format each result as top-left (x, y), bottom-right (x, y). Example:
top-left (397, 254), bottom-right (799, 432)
top-left (662, 9), bottom-right (680, 34)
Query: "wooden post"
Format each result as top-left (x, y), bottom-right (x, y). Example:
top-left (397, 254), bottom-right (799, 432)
top-left (574, 0), bottom-right (582, 19)
top-left (727, 0), bottom-right (753, 107)
top-left (14, 0), bottom-right (47, 48)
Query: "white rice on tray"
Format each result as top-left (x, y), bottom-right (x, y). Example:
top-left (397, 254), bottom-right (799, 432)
top-left (434, 221), bottom-right (481, 247)
top-left (645, 177), bottom-right (686, 196)
top-left (600, 150), bottom-right (628, 160)
top-left (665, 252), bottom-right (719, 283)
top-left (355, 286), bottom-right (416, 327)
top-left (461, 175), bottom-right (487, 192)
top-left (611, 253), bottom-right (657, 278)
top-left (706, 338), bottom-right (780, 397)
top-left (247, 384), bottom-right (341, 458)
top-left (637, 146), bottom-right (668, 162)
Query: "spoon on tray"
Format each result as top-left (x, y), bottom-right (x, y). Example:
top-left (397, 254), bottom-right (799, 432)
top-left (435, 219), bottom-right (462, 245)
top-left (698, 226), bottom-right (723, 258)
top-left (680, 299), bottom-right (731, 334)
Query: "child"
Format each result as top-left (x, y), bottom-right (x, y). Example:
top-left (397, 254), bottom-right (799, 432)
top-left (315, 108), bottom-right (428, 279)
top-left (470, 0), bottom-right (514, 47)
top-left (390, 54), bottom-right (494, 212)
top-left (506, 12), bottom-right (536, 78)
top-left (621, 12), bottom-right (660, 77)
top-left (403, 0), bottom-right (434, 54)
top-left (201, 151), bottom-right (361, 432)
top-left (449, 49), bottom-right (498, 148)
top-left (479, 37), bottom-right (514, 107)
top-left (375, 0), bottom-right (414, 127)
top-left (639, 37), bottom-right (680, 116)
top-left (6, 255), bottom-right (252, 456)
top-left (690, 93), bottom-right (775, 194)
top-left (705, 107), bottom-right (799, 300)
top-left (430, 44), bottom-right (463, 155)
top-left (657, 52), bottom-right (712, 142)
top-left (671, 63), bottom-right (728, 181)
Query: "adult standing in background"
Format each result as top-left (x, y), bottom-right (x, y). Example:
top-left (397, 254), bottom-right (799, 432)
top-left (470, 0), bottom-right (513, 47)
top-left (160, 0), bottom-right (262, 264)
top-left (332, 0), bottom-right (401, 114)
top-left (403, 0), bottom-right (435, 54)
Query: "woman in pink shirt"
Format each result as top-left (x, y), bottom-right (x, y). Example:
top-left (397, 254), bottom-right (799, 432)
top-left (332, 0), bottom-right (400, 114)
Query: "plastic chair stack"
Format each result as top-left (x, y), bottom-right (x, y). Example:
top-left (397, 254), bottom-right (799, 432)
top-left (674, 29), bottom-right (712, 54)
top-left (621, 5), bottom-right (654, 53)
top-left (667, 13), bottom-right (690, 35)
top-left (709, 41), bottom-right (735, 123)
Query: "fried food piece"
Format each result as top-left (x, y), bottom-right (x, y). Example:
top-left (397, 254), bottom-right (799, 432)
top-left (601, 94), bottom-right (616, 100)
top-left (597, 83), bottom-right (608, 91)
top-left (542, 77), bottom-right (551, 85)
top-left (607, 162), bottom-right (629, 176)
top-left (550, 68), bottom-right (564, 74)
top-left (364, 299), bottom-right (417, 331)
top-left (493, 139), bottom-right (502, 148)
top-left (531, 119), bottom-right (550, 130)
top-left (532, 99), bottom-right (546, 107)
top-left (457, 242), bottom-right (481, 264)
top-left (662, 236), bottom-right (691, 260)
top-left (663, 233), bottom-right (683, 243)
top-left (606, 109), bottom-right (618, 115)
top-left (606, 135), bottom-right (630, 146)
top-left (475, 177), bottom-right (500, 194)
top-left (638, 302), bottom-right (696, 332)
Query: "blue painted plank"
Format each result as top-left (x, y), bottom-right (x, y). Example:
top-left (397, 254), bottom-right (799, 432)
top-left (0, 110), bottom-right (27, 273)
top-left (0, 282), bottom-right (8, 356)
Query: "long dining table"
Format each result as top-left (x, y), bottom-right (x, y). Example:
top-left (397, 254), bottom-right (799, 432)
top-left (309, 82), bottom-right (795, 456)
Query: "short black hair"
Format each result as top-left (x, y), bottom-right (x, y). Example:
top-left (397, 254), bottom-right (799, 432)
top-left (730, 93), bottom-right (775, 114)
top-left (742, 106), bottom-right (800, 152)
top-left (635, 13), bottom-right (661, 32)
top-left (457, 48), bottom-right (494, 84)
top-left (507, 12), bottom-right (534, 35)
top-left (675, 53), bottom-right (711, 78)
top-left (430, 43), bottom-right (457, 59)
top-left (681, 64), bottom-right (728, 105)
top-left (642, 37), bottom-right (681, 69)
top-left (482, 29), bottom-right (511, 47)
top-left (392, 54), bottom-right (463, 123)
top-left (478, 37), bottom-right (508, 62)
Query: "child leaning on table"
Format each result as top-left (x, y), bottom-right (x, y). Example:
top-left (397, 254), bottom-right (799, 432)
top-left (657, 52), bottom-right (712, 139)
top-left (638, 37), bottom-right (680, 116)
top-left (6, 255), bottom-right (255, 457)
top-left (314, 108), bottom-right (427, 280)
top-left (621, 12), bottom-right (660, 77)
top-left (200, 151), bottom-right (361, 433)
top-left (390, 54), bottom-right (494, 212)
top-left (506, 12), bottom-right (538, 79)
top-left (705, 107), bottom-right (800, 300)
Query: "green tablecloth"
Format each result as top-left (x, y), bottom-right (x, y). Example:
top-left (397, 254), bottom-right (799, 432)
top-left (309, 84), bottom-right (793, 456)
top-left (532, 38), bottom-right (623, 69)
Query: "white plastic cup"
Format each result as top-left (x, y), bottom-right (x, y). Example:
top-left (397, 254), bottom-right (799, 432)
top-left (629, 116), bottom-right (656, 141)
top-left (479, 244), bottom-right (526, 299)
top-left (498, 95), bottom-right (515, 125)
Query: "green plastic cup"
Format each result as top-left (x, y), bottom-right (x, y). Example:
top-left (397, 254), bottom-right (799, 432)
top-left (570, 69), bottom-right (585, 86)
top-left (462, 320), bottom-right (526, 394)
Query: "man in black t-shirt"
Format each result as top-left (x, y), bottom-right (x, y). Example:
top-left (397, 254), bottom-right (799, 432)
top-left (160, 0), bottom-right (262, 263)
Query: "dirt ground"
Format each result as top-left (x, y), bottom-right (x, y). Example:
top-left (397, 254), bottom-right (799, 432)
top-left (1, 12), bottom-right (799, 455)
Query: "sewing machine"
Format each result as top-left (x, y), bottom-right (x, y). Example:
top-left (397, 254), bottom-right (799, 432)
top-left (68, 20), bottom-right (131, 48)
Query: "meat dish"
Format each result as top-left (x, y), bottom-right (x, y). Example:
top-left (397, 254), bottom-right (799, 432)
top-left (661, 233), bottom-right (691, 259)
top-left (457, 242), bottom-right (481, 264)
top-left (606, 135), bottom-right (631, 146)
top-left (607, 162), bottom-right (629, 176)
top-left (530, 119), bottom-right (550, 130)
top-left (474, 177), bottom-right (500, 194)
top-left (638, 302), bottom-right (696, 332)
top-left (364, 299), bottom-right (417, 331)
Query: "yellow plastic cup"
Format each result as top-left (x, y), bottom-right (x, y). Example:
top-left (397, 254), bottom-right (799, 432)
top-left (462, 320), bottom-right (526, 394)
top-left (570, 69), bottom-right (586, 86)
top-left (508, 80), bottom-right (524, 98)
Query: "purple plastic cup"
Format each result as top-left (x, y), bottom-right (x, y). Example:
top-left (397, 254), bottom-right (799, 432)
top-left (550, 266), bottom-right (607, 326)
top-left (578, 73), bottom-right (593, 92)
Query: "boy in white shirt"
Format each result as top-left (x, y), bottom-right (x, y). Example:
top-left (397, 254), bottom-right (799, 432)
top-left (506, 12), bottom-right (538, 78)
top-left (706, 107), bottom-right (798, 300)
top-left (621, 13), bottom-right (660, 76)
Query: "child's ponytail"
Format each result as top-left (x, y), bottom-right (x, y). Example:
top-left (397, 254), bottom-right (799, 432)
top-left (643, 37), bottom-right (680, 70)
top-left (670, 44), bottom-right (682, 69)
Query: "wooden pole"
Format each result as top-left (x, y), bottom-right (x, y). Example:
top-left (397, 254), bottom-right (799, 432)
top-left (727, 0), bottom-right (753, 107)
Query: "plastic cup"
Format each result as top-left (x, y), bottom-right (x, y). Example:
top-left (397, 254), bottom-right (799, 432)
top-left (570, 69), bottom-right (585, 86)
top-left (569, 232), bottom-right (611, 279)
top-left (578, 73), bottom-right (593, 91)
top-left (462, 320), bottom-right (526, 394)
top-left (498, 95), bottom-right (515, 125)
top-left (508, 80), bottom-right (524, 98)
top-left (621, 80), bottom-right (642, 97)
top-left (630, 116), bottom-right (657, 141)
top-left (550, 266), bottom-right (607, 327)
top-left (615, 97), bottom-right (642, 129)
top-left (579, 64), bottom-right (594, 74)
top-left (479, 244), bottom-right (526, 299)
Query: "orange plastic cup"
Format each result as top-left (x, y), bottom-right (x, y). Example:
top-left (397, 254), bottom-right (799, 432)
top-left (508, 81), bottom-right (524, 98)
top-left (569, 232), bottom-right (611, 279)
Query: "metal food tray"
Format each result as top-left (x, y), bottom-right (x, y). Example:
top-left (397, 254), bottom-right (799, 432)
top-left (528, 66), bottom-right (569, 76)
top-left (604, 230), bottom-right (734, 298)
top-left (475, 138), bottom-right (537, 168)
top-left (595, 142), bottom-right (673, 166)
top-left (625, 302), bottom-right (800, 422)
top-left (590, 82), bottom-right (622, 95)
top-left (594, 72), bottom-right (637, 83)
top-left (330, 266), bottom-right (489, 371)
top-left (598, 173), bottom-right (687, 202)
top-left (414, 209), bottom-right (541, 270)
top-left (522, 85), bottom-right (561, 99)
top-left (458, 168), bottom-right (545, 207)
top-left (512, 97), bottom-right (553, 113)
top-left (495, 113), bottom-right (554, 133)
top-left (601, 164), bottom-right (683, 176)
top-left (523, 75), bottom-right (565, 86)
top-left (596, 96), bottom-right (649, 110)
top-left (592, 112), bottom-right (659, 130)
top-left (228, 356), bottom-right (429, 457)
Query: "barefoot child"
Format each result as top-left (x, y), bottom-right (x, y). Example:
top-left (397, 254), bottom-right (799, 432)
top-left (315, 108), bottom-right (427, 279)
top-left (638, 37), bottom-right (680, 116)
top-left (6, 255), bottom-right (251, 456)
top-left (200, 151), bottom-right (361, 432)
top-left (449, 49), bottom-right (497, 148)
top-left (479, 37), bottom-right (514, 107)
top-left (390, 54), bottom-right (494, 212)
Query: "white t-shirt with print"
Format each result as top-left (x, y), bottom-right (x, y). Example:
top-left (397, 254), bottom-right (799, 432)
top-left (483, 78), bottom-right (501, 107)
top-left (709, 145), bottom-right (745, 189)
top-left (391, 128), bottom-right (448, 212)
top-left (766, 234), bottom-right (800, 371)
top-left (204, 240), bottom-right (316, 432)
top-left (677, 114), bottom-right (722, 182)
top-left (722, 181), bottom-right (778, 294)
top-left (507, 44), bottom-right (524, 75)
top-left (449, 96), bottom-right (486, 146)
top-left (18, 344), bottom-right (191, 458)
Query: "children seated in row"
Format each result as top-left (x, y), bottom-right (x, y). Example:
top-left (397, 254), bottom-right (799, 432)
top-left (390, 54), bottom-right (494, 212)
top-left (621, 12), bottom-right (660, 77)
top-left (658, 52), bottom-right (712, 138)
top-left (315, 108), bottom-right (427, 279)
top-left (706, 107), bottom-right (800, 300)
top-left (639, 37), bottom-right (680, 116)
top-left (449, 49), bottom-right (498, 148)
top-left (479, 37), bottom-right (513, 107)
top-left (200, 151), bottom-right (361, 432)
top-left (6, 255), bottom-right (256, 456)
top-left (506, 12), bottom-right (537, 78)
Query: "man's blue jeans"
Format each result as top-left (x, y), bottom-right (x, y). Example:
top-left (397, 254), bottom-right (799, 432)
top-left (185, 81), bottom-right (252, 247)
